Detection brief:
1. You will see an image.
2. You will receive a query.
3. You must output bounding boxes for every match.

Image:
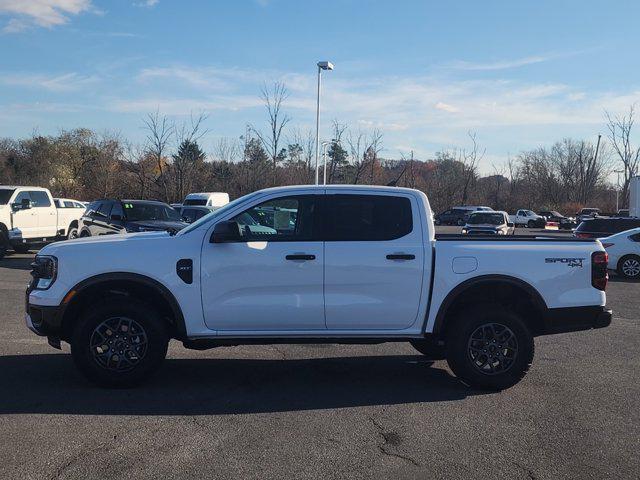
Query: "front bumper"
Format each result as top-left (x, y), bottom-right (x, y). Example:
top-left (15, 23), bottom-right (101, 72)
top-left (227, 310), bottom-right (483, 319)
top-left (25, 302), bottom-right (63, 337)
top-left (542, 305), bottom-right (612, 335)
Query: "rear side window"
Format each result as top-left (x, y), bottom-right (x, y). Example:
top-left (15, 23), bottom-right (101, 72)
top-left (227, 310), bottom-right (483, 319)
top-left (96, 202), bottom-right (111, 218)
top-left (181, 208), bottom-right (206, 223)
top-left (323, 194), bottom-right (413, 241)
top-left (616, 219), bottom-right (640, 232)
top-left (630, 233), bottom-right (640, 242)
top-left (577, 219), bottom-right (610, 232)
top-left (183, 198), bottom-right (207, 206)
top-left (28, 191), bottom-right (51, 207)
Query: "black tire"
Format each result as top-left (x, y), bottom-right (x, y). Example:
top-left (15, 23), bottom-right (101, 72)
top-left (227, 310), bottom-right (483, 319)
top-left (617, 254), bottom-right (640, 279)
top-left (410, 339), bottom-right (446, 360)
top-left (79, 229), bottom-right (91, 238)
top-left (67, 227), bottom-right (79, 240)
top-left (445, 305), bottom-right (534, 391)
top-left (527, 220), bottom-right (535, 229)
top-left (70, 298), bottom-right (169, 387)
top-left (12, 244), bottom-right (30, 254)
top-left (0, 231), bottom-right (7, 259)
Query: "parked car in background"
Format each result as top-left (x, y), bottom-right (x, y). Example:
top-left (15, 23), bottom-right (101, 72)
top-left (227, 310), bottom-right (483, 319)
top-left (510, 209), bottom-right (546, 228)
top-left (576, 208), bottom-right (601, 222)
top-left (574, 217), bottom-right (640, 239)
top-left (170, 203), bottom-right (182, 212)
top-left (0, 186), bottom-right (85, 258)
top-left (617, 209), bottom-right (629, 217)
top-left (462, 211), bottom-right (514, 235)
top-left (183, 192), bottom-right (230, 208)
top-left (53, 198), bottom-right (86, 239)
top-left (538, 210), bottom-right (577, 230)
top-left (435, 206), bottom-right (491, 226)
top-left (600, 227), bottom-right (640, 279)
top-left (79, 199), bottom-right (187, 236)
top-left (180, 205), bottom-right (216, 224)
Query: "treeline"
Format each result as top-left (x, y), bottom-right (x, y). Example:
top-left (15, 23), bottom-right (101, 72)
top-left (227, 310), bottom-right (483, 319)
top-left (1, 85), bottom-right (638, 215)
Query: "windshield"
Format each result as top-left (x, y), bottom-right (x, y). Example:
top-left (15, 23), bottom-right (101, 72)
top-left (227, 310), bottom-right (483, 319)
top-left (468, 213), bottom-right (505, 225)
top-left (178, 191), bottom-right (263, 235)
top-left (0, 189), bottom-right (15, 205)
top-left (123, 202), bottom-right (181, 222)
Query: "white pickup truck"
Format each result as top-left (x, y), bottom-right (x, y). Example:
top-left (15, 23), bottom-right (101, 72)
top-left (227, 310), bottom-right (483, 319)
top-left (0, 186), bottom-right (85, 258)
top-left (25, 185), bottom-right (612, 390)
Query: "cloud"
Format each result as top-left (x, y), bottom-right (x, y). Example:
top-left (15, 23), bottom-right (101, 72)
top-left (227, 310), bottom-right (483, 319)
top-left (443, 50), bottom-right (591, 71)
top-left (0, 72), bottom-right (100, 91)
top-left (133, 0), bottom-right (158, 7)
top-left (0, 0), bottom-right (94, 32)
top-left (434, 102), bottom-right (459, 113)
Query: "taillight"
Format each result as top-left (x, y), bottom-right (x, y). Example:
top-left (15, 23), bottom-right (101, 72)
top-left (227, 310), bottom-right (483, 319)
top-left (591, 251), bottom-right (608, 291)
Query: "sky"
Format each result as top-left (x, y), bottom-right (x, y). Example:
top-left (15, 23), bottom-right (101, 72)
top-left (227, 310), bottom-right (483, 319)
top-left (1, 0), bottom-right (639, 172)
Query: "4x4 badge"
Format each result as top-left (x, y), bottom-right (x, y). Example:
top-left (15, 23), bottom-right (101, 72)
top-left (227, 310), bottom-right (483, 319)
top-left (545, 257), bottom-right (585, 268)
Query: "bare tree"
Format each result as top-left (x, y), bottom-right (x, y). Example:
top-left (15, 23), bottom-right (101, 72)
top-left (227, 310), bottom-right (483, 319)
top-left (347, 128), bottom-right (383, 184)
top-left (143, 110), bottom-right (174, 202)
top-left (172, 112), bottom-right (209, 201)
top-left (213, 137), bottom-right (242, 163)
top-left (458, 131), bottom-right (483, 205)
top-left (252, 81), bottom-right (291, 180)
top-left (606, 106), bottom-right (640, 206)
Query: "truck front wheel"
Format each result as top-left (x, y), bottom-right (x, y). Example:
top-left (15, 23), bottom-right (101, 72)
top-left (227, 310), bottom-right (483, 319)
top-left (70, 298), bottom-right (169, 387)
top-left (445, 306), bottom-right (534, 390)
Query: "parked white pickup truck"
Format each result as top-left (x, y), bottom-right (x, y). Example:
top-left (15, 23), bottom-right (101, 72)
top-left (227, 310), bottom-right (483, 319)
top-left (26, 185), bottom-right (611, 390)
top-left (0, 186), bottom-right (85, 258)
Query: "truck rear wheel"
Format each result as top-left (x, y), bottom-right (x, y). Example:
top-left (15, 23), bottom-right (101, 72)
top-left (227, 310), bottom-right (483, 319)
top-left (445, 305), bottom-right (534, 390)
top-left (70, 298), bottom-right (169, 387)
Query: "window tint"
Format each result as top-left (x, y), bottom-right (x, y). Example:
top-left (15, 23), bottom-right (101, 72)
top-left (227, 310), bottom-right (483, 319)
top-left (110, 202), bottom-right (124, 220)
top-left (183, 198), bottom-right (207, 206)
top-left (181, 208), bottom-right (207, 223)
top-left (0, 189), bottom-right (15, 205)
top-left (85, 201), bottom-right (100, 216)
top-left (323, 194), bottom-right (413, 241)
top-left (14, 191), bottom-right (31, 205)
top-left (95, 202), bottom-right (111, 218)
top-left (231, 195), bottom-right (317, 242)
top-left (29, 191), bottom-right (51, 207)
top-left (617, 218), bottom-right (640, 232)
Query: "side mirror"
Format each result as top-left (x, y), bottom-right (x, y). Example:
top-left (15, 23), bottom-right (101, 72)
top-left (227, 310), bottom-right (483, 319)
top-left (507, 222), bottom-right (514, 228)
top-left (210, 221), bottom-right (242, 243)
top-left (12, 199), bottom-right (32, 211)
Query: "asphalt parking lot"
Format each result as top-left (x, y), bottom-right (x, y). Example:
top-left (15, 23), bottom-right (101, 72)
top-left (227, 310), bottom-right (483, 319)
top-left (0, 231), bottom-right (638, 480)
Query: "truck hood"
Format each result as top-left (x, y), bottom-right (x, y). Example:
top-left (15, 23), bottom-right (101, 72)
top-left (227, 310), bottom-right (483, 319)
top-left (39, 231), bottom-right (170, 256)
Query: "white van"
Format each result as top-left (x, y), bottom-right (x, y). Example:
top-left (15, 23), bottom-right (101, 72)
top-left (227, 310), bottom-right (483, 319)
top-left (182, 192), bottom-right (230, 208)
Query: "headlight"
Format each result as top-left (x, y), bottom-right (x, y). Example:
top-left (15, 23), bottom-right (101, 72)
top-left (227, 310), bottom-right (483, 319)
top-left (461, 228), bottom-right (468, 234)
top-left (30, 255), bottom-right (57, 290)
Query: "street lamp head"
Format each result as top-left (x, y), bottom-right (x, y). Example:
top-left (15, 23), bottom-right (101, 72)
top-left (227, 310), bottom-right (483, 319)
top-left (317, 61), bottom-right (334, 71)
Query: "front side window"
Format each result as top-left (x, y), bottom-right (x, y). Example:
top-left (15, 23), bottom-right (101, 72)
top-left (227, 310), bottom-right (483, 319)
top-left (323, 194), bottom-right (413, 241)
top-left (230, 195), bottom-right (317, 242)
top-left (0, 189), bottom-right (15, 205)
top-left (96, 202), bottom-right (111, 218)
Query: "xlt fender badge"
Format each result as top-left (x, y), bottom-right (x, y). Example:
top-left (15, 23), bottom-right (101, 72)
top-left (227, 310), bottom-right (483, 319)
top-left (545, 257), bottom-right (585, 268)
top-left (176, 259), bottom-right (193, 284)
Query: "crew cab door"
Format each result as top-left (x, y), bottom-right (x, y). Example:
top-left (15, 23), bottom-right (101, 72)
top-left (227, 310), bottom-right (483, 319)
top-left (323, 191), bottom-right (426, 330)
top-left (30, 190), bottom-right (57, 237)
top-left (201, 192), bottom-right (325, 331)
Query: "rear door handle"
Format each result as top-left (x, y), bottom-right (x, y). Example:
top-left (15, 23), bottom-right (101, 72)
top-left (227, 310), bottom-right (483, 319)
top-left (386, 254), bottom-right (415, 260)
top-left (286, 254), bottom-right (316, 261)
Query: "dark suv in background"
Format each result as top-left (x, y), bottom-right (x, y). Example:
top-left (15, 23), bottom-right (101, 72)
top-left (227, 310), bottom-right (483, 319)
top-left (79, 199), bottom-right (187, 236)
top-left (435, 207), bottom-right (478, 226)
top-left (574, 217), bottom-right (640, 239)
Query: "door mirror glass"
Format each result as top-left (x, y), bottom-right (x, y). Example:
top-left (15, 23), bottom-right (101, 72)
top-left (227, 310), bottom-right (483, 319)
top-left (210, 221), bottom-right (242, 243)
top-left (12, 198), bottom-right (32, 210)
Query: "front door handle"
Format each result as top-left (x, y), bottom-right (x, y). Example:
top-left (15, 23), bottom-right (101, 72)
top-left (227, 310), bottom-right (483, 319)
top-left (286, 254), bottom-right (316, 261)
top-left (386, 254), bottom-right (415, 260)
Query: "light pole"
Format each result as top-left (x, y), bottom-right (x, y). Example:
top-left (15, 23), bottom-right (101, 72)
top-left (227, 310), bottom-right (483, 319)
top-left (315, 61), bottom-right (334, 185)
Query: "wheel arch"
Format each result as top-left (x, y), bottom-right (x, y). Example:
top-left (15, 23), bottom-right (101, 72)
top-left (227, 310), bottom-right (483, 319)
top-left (432, 274), bottom-right (548, 337)
top-left (59, 272), bottom-right (187, 341)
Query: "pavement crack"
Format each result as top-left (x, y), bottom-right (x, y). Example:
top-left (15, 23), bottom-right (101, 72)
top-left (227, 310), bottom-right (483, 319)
top-left (369, 415), bottom-right (420, 467)
top-left (511, 460), bottom-right (538, 480)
